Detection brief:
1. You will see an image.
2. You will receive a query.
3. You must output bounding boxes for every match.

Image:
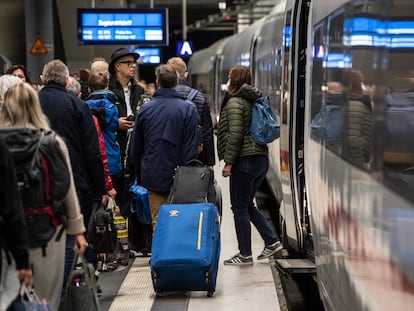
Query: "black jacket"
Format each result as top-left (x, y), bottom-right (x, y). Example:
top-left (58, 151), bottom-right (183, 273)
top-left (108, 76), bottom-right (144, 164)
top-left (39, 83), bottom-right (107, 197)
top-left (0, 137), bottom-right (30, 271)
top-left (175, 79), bottom-right (215, 166)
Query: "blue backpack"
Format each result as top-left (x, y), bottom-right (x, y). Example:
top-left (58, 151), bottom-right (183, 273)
top-left (311, 104), bottom-right (343, 145)
top-left (247, 96), bottom-right (280, 144)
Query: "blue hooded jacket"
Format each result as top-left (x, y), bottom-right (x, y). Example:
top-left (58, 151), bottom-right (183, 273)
top-left (85, 90), bottom-right (122, 176)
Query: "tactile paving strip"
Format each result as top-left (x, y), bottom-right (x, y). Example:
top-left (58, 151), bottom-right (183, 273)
top-left (109, 257), bottom-right (154, 311)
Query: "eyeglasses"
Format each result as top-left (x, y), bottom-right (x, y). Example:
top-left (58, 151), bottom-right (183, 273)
top-left (117, 61), bottom-right (137, 67)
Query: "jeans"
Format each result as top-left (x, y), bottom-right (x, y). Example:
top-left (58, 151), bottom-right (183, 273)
top-left (229, 155), bottom-right (279, 256)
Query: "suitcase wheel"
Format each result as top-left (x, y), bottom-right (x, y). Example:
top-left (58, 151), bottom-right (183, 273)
top-left (207, 290), bottom-right (214, 297)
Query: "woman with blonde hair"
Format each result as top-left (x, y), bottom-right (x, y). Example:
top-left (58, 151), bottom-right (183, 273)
top-left (0, 82), bottom-right (88, 310)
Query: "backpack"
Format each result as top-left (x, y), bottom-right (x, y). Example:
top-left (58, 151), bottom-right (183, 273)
top-left (166, 159), bottom-right (222, 216)
top-left (186, 88), bottom-right (204, 153)
top-left (247, 96), bottom-right (280, 145)
top-left (311, 103), bottom-right (343, 145)
top-left (87, 199), bottom-right (117, 254)
top-left (0, 128), bottom-right (70, 253)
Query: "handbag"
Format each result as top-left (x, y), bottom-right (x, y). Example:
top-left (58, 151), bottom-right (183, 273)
top-left (59, 251), bottom-right (99, 311)
top-left (7, 285), bottom-right (51, 311)
top-left (87, 199), bottom-right (118, 253)
top-left (129, 181), bottom-right (152, 225)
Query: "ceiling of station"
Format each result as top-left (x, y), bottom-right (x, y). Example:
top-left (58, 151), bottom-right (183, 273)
top-left (126, 0), bottom-right (275, 35)
top-left (175, 0), bottom-right (275, 34)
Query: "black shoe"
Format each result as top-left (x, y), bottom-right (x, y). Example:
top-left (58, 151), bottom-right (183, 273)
top-left (257, 241), bottom-right (283, 260)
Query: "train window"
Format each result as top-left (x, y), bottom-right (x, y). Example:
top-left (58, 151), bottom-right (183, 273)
top-left (310, 0), bottom-right (414, 201)
top-left (310, 21), bottom-right (347, 157)
top-left (281, 10), bottom-right (292, 125)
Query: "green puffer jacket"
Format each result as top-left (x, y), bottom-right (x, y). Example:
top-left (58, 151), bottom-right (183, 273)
top-left (217, 83), bottom-right (268, 165)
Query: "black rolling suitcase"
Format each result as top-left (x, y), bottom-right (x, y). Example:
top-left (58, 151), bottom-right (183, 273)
top-left (167, 159), bottom-right (222, 216)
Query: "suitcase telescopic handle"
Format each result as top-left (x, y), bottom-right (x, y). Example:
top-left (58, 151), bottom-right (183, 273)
top-left (184, 159), bottom-right (205, 167)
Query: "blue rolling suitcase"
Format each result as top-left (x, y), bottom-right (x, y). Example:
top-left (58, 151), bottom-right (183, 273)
top-left (150, 203), bottom-right (220, 297)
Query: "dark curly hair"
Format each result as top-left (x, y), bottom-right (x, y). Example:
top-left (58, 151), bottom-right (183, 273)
top-left (6, 64), bottom-right (32, 84)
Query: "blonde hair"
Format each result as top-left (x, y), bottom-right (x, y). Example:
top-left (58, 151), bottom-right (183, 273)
top-left (167, 57), bottom-right (187, 77)
top-left (0, 82), bottom-right (50, 129)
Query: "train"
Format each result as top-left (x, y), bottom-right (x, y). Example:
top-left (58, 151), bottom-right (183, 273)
top-left (188, 0), bottom-right (414, 310)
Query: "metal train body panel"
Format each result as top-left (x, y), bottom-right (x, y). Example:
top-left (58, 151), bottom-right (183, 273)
top-left (188, 37), bottom-right (230, 128)
top-left (188, 0), bottom-right (414, 309)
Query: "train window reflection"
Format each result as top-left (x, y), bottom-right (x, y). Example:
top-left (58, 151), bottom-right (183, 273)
top-left (283, 25), bottom-right (291, 49)
top-left (343, 17), bottom-right (414, 48)
top-left (383, 72), bottom-right (414, 201)
top-left (322, 53), bottom-right (352, 69)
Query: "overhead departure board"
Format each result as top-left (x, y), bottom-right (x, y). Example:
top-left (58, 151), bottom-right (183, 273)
top-left (77, 8), bottom-right (169, 46)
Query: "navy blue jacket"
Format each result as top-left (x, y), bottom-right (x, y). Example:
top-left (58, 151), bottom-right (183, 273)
top-left (39, 84), bottom-right (107, 196)
top-left (131, 88), bottom-right (199, 192)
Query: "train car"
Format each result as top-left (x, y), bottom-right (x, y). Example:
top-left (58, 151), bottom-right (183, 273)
top-left (188, 17), bottom-right (266, 129)
top-left (189, 0), bottom-right (414, 310)
top-left (305, 0), bottom-right (414, 309)
top-left (188, 37), bottom-right (230, 128)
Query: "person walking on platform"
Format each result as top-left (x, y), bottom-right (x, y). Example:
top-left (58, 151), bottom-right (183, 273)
top-left (130, 64), bottom-right (199, 229)
top-left (80, 57), bottom-right (110, 100)
top-left (217, 66), bottom-right (282, 265)
top-left (167, 57), bottom-right (215, 168)
top-left (108, 48), bottom-right (145, 215)
top-left (0, 135), bottom-right (32, 310)
top-left (0, 82), bottom-right (88, 310)
top-left (38, 60), bottom-right (108, 287)
top-left (66, 76), bottom-right (117, 201)
top-left (85, 73), bottom-right (122, 201)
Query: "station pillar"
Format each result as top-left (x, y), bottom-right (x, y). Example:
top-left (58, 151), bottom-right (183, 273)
top-left (25, 0), bottom-right (55, 84)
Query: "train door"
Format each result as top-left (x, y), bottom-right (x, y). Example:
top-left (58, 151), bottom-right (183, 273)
top-left (280, 0), bottom-right (311, 255)
top-left (212, 54), bottom-right (223, 124)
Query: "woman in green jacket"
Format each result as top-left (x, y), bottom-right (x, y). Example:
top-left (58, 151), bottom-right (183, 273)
top-left (217, 66), bottom-right (282, 265)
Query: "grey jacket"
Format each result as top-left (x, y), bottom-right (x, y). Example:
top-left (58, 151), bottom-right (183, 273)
top-left (217, 84), bottom-right (268, 165)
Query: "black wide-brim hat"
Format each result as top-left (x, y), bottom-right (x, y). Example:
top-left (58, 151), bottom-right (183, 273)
top-left (108, 47), bottom-right (140, 75)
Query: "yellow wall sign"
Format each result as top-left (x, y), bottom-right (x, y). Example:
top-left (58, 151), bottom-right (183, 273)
top-left (30, 37), bottom-right (48, 54)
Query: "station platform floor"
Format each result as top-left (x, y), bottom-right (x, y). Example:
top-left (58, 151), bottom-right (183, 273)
top-left (99, 161), bottom-right (283, 311)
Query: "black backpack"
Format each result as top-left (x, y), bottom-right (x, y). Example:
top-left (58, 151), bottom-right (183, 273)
top-left (166, 159), bottom-right (222, 216)
top-left (0, 128), bottom-right (71, 253)
top-left (87, 200), bottom-right (118, 253)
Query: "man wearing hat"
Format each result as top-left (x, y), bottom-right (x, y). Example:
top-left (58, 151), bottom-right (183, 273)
top-left (108, 48), bottom-right (145, 214)
top-left (108, 48), bottom-right (144, 165)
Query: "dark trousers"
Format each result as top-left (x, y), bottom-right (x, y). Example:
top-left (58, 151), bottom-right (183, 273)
top-left (229, 155), bottom-right (278, 256)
